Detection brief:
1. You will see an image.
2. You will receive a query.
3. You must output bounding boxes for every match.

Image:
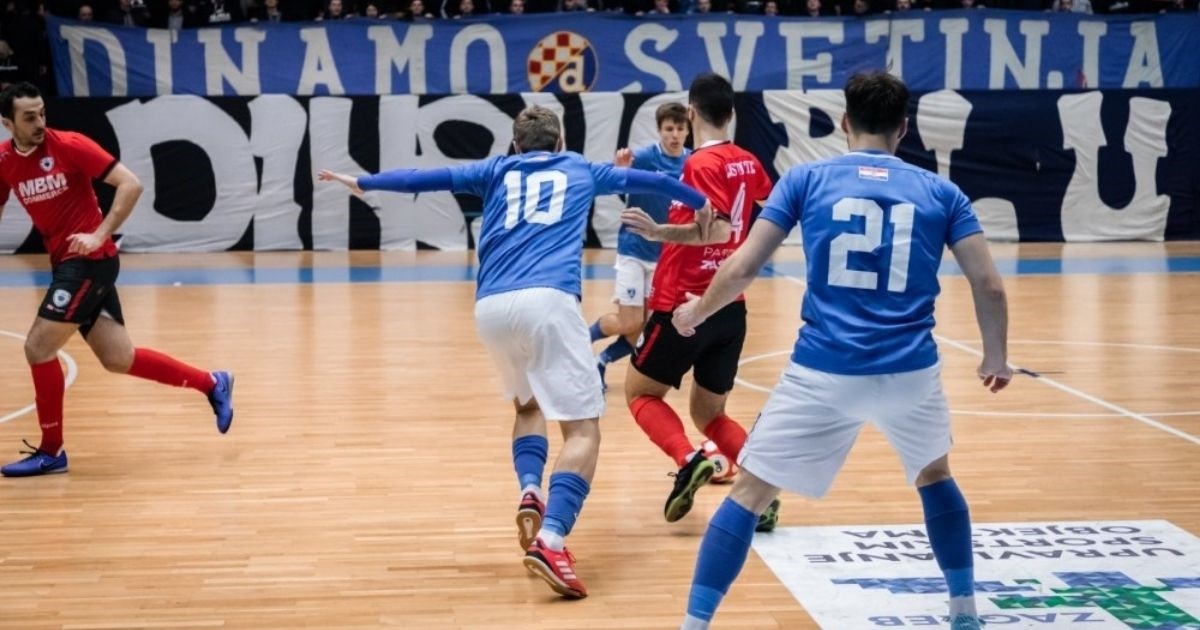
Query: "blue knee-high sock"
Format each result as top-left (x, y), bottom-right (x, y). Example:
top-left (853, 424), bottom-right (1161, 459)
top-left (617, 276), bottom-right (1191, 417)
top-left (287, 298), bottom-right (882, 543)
top-left (598, 337), bottom-right (634, 365)
top-left (512, 435), bottom-right (549, 491)
top-left (918, 478), bottom-right (974, 598)
top-left (543, 472), bottom-right (591, 536)
top-left (589, 320), bottom-right (606, 343)
top-left (687, 498), bottom-right (759, 622)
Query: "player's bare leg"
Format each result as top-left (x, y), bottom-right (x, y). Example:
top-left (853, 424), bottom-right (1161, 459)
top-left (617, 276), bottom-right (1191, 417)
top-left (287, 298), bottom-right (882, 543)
top-left (916, 455), bottom-right (981, 629)
top-left (681, 467), bottom-right (782, 630)
top-left (84, 315), bottom-right (234, 434)
top-left (593, 304), bottom-right (644, 392)
top-left (522, 413), bottom-right (600, 599)
top-left (511, 397), bottom-right (548, 550)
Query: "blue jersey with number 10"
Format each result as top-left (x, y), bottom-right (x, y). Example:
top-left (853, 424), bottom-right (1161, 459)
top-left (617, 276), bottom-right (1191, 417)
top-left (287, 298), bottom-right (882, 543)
top-left (758, 150), bottom-right (983, 375)
top-left (451, 151), bottom-right (630, 301)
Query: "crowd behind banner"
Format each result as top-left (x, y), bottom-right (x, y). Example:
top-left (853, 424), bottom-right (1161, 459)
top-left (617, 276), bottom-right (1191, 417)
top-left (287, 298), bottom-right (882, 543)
top-left (0, 89), bottom-right (1195, 254)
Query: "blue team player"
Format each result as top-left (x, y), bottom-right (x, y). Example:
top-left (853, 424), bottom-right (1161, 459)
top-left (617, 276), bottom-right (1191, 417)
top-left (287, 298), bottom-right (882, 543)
top-left (588, 102), bottom-right (691, 391)
top-left (318, 105), bottom-right (710, 600)
top-left (669, 73), bottom-right (1012, 629)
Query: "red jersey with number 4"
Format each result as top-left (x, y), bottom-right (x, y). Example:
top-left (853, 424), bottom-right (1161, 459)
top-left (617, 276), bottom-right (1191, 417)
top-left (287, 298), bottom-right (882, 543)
top-left (0, 128), bottom-right (119, 265)
top-left (648, 141), bottom-right (773, 312)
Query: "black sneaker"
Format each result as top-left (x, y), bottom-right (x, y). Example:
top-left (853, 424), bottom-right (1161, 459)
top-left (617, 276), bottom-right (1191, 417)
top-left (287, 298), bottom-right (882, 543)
top-left (756, 498), bottom-right (781, 532)
top-left (664, 453), bottom-right (716, 522)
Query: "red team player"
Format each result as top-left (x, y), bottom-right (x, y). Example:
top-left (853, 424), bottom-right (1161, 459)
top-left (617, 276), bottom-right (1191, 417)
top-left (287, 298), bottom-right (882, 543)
top-left (620, 73), bottom-right (779, 529)
top-left (0, 82), bottom-right (234, 477)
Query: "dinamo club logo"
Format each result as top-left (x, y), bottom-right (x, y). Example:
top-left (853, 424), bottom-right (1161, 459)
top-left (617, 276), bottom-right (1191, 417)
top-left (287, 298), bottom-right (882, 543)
top-left (526, 32), bottom-right (598, 93)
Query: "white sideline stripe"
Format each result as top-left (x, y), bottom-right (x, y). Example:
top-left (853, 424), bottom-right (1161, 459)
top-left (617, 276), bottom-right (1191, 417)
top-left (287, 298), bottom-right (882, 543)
top-left (767, 271), bottom-right (1200, 446)
top-left (0, 330), bottom-right (79, 425)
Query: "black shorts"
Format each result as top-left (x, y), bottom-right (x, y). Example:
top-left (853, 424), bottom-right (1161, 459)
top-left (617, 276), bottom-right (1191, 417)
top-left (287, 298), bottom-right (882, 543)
top-left (39, 255), bottom-right (124, 338)
top-left (631, 301), bottom-right (747, 394)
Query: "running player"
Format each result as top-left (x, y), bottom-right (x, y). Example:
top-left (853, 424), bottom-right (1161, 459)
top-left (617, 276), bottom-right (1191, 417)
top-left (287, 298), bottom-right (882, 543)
top-left (588, 102), bottom-right (690, 392)
top-left (318, 105), bottom-right (710, 599)
top-left (0, 82), bottom-right (234, 478)
top-left (673, 72), bottom-right (1010, 630)
top-left (620, 73), bottom-right (775, 528)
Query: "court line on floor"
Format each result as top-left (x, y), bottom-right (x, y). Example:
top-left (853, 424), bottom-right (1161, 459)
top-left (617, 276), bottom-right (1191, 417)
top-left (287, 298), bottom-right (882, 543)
top-left (933, 335), bottom-right (1200, 446)
top-left (735, 350), bottom-right (1200, 419)
top-left (765, 273), bottom-right (1200, 446)
top-left (0, 330), bottom-right (78, 425)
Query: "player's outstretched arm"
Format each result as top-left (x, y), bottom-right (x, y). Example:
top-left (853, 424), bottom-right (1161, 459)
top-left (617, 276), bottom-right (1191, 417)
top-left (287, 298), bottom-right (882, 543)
top-left (951, 232), bottom-right (1012, 393)
top-left (317, 170), bottom-right (366, 196)
top-left (621, 203), bottom-right (730, 246)
top-left (67, 162), bottom-right (143, 256)
top-left (672, 219), bottom-right (788, 336)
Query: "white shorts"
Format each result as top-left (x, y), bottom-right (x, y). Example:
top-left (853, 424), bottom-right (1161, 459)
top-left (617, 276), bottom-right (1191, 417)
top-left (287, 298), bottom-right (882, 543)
top-left (738, 361), bottom-right (952, 498)
top-left (612, 254), bottom-right (656, 307)
top-left (474, 287), bottom-right (605, 421)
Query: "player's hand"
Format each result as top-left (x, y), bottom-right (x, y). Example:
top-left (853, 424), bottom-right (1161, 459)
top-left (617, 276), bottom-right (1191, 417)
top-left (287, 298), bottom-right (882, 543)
top-left (621, 208), bottom-right (662, 241)
top-left (317, 170), bottom-right (365, 197)
top-left (671, 292), bottom-right (706, 337)
top-left (613, 148), bottom-right (633, 168)
top-left (977, 358), bottom-right (1013, 393)
top-left (66, 231), bottom-right (106, 256)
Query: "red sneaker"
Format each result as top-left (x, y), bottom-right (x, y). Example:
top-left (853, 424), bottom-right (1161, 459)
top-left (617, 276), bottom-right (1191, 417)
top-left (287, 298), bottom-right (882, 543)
top-left (523, 538), bottom-right (587, 599)
top-left (516, 490), bottom-right (545, 550)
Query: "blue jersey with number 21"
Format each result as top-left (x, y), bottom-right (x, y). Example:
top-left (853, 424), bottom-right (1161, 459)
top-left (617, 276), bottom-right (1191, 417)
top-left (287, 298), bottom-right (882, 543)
top-left (450, 151), bottom-right (633, 301)
top-left (758, 150), bottom-right (983, 376)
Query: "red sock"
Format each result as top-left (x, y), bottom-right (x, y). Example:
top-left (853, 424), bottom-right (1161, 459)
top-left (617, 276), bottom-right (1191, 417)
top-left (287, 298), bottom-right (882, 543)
top-left (630, 395), bottom-right (694, 468)
top-left (703, 414), bottom-right (748, 461)
top-left (30, 359), bottom-right (65, 455)
top-left (128, 348), bottom-right (215, 394)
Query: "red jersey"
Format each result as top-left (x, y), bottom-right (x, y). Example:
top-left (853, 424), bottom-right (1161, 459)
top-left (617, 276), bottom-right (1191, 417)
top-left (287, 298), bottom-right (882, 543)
top-left (0, 128), bottom-right (119, 265)
top-left (648, 141), bottom-right (773, 312)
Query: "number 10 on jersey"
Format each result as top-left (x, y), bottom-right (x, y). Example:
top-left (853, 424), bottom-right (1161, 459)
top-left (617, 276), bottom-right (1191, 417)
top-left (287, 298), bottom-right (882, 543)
top-left (504, 171), bottom-right (567, 229)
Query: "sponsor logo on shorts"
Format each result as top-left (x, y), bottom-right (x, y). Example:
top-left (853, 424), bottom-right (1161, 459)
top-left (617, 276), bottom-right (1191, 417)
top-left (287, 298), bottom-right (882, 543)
top-left (626, 287), bottom-right (637, 300)
top-left (52, 289), bottom-right (72, 308)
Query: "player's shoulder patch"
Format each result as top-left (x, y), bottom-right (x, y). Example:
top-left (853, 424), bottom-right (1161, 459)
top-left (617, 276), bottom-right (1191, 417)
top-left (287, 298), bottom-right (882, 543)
top-left (857, 165), bottom-right (889, 182)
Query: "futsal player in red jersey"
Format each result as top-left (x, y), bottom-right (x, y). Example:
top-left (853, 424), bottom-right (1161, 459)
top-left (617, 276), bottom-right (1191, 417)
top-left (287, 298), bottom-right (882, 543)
top-left (620, 73), bottom-right (780, 530)
top-left (0, 82), bottom-right (234, 477)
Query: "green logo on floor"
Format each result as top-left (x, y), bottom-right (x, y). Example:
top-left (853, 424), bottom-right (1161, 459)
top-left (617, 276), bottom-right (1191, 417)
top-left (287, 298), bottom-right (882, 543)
top-left (752, 520), bottom-right (1200, 629)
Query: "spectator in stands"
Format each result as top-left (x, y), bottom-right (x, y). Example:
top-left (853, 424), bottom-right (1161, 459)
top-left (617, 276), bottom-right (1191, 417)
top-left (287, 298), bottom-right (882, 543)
top-left (763, 0), bottom-right (779, 12)
top-left (193, 0), bottom-right (246, 23)
top-left (508, 0), bottom-right (526, 12)
top-left (562, 0), bottom-right (595, 10)
top-left (104, 0), bottom-right (151, 26)
top-left (693, 0), bottom-right (711, 11)
top-left (363, 1), bottom-right (383, 15)
top-left (158, 0), bottom-right (204, 28)
top-left (961, 0), bottom-right (984, 8)
top-left (802, 0), bottom-right (823, 15)
top-left (444, 0), bottom-right (490, 15)
top-left (1051, 0), bottom-right (1091, 11)
top-left (453, 0), bottom-right (475, 15)
top-left (850, 0), bottom-right (870, 14)
top-left (408, 0), bottom-right (435, 17)
top-left (249, 0), bottom-right (289, 20)
top-left (318, 0), bottom-right (348, 18)
top-left (77, 3), bottom-right (93, 19)
top-left (892, 0), bottom-right (912, 10)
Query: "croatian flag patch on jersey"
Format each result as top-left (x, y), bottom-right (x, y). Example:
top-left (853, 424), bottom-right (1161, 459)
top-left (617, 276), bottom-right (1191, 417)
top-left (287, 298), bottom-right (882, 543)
top-left (858, 166), bottom-right (889, 181)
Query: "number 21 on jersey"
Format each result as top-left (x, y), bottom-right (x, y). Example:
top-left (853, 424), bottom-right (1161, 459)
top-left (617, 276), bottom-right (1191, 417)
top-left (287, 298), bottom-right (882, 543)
top-left (504, 170), bottom-right (567, 229)
top-left (827, 198), bottom-right (915, 293)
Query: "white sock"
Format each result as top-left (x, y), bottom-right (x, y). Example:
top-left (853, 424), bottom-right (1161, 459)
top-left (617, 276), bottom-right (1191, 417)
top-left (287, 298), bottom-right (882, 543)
top-left (521, 484), bottom-right (542, 499)
top-left (949, 595), bottom-right (978, 618)
top-left (680, 614), bottom-right (710, 630)
top-left (537, 529), bottom-right (564, 551)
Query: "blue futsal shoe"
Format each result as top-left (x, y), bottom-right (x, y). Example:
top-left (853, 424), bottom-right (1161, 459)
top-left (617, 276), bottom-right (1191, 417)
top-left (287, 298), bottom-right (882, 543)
top-left (208, 371), bottom-right (235, 434)
top-left (950, 614), bottom-right (984, 630)
top-left (1, 440), bottom-right (68, 477)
